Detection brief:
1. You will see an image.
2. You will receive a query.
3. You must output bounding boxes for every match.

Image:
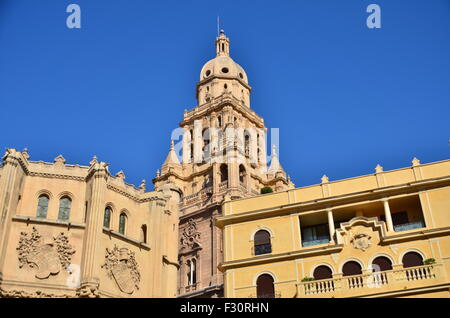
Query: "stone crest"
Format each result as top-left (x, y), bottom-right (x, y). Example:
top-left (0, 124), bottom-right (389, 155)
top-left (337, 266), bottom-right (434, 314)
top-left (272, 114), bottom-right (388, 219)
top-left (181, 218), bottom-right (201, 249)
top-left (350, 232), bottom-right (372, 251)
top-left (102, 246), bottom-right (140, 294)
top-left (16, 227), bottom-right (75, 279)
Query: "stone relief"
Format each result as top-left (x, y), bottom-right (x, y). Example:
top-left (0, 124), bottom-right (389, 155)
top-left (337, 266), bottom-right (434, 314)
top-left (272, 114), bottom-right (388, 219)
top-left (180, 218), bottom-right (201, 250)
top-left (16, 227), bottom-right (75, 279)
top-left (102, 246), bottom-right (140, 294)
top-left (350, 232), bottom-right (372, 251)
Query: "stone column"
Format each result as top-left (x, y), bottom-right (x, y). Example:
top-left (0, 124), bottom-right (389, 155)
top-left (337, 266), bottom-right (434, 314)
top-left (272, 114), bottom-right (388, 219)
top-left (0, 150), bottom-right (25, 276)
top-left (193, 120), bottom-right (203, 164)
top-left (258, 128), bottom-right (267, 168)
top-left (182, 127), bottom-right (190, 164)
top-left (327, 208), bottom-right (335, 242)
top-left (78, 159), bottom-right (108, 297)
top-left (382, 198), bottom-right (394, 232)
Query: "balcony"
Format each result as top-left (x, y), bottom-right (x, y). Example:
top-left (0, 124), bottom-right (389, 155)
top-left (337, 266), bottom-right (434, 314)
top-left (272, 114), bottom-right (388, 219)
top-left (296, 264), bottom-right (445, 298)
top-left (394, 220), bottom-right (425, 232)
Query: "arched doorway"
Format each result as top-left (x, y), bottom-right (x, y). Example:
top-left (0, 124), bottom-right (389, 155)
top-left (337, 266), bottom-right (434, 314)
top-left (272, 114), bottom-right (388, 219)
top-left (402, 252), bottom-right (423, 268)
top-left (256, 274), bottom-right (275, 298)
top-left (313, 265), bottom-right (333, 280)
top-left (342, 261), bottom-right (363, 289)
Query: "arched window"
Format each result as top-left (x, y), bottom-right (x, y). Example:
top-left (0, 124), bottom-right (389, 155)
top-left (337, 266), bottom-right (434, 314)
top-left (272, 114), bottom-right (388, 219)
top-left (256, 274), bottom-right (275, 298)
top-left (58, 196), bottom-right (71, 221)
top-left (244, 131), bottom-right (250, 156)
top-left (254, 230), bottom-right (271, 255)
top-left (218, 116), bottom-right (222, 128)
top-left (239, 165), bottom-right (246, 184)
top-left (119, 212), bottom-right (127, 235)
top-left (220, 164), bottom-right (228, 183)
top-left (342, 261), bottom-right (362, 276)
top-left (187, 259), bottom-right (197, 286)
top-left (36, 194), bottom-right (49, 218)
top-left (313, 265), bottom-right (333, 280)
top-left (402, 252), bottom-right (423, 268)
top-left (141, 225), bottom-right (147, 244)
top-left (372, 256), bottom-right (393, 272)
top-left (103, 207), bottom-right (112, 228)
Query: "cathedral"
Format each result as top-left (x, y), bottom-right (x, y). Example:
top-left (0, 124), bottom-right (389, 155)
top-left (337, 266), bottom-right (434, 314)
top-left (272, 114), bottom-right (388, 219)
top-left (0, 30), bottom-right (292, 298)
top-left (0, 31), bottom-right (449, 298)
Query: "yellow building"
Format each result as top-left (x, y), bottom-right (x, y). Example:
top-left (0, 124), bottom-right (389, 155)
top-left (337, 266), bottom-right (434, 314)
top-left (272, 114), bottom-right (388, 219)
top-left (217, 159), bottom-right (450, 298)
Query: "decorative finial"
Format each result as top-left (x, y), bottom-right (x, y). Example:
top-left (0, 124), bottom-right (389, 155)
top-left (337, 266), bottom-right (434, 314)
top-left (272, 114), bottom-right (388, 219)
top-left (321, 175), bottom-right (329, 183)
top-left (22, 148), bottom-right (30, 160)
top-left (156, 169), bottom-right (160, 177)
top-left (170, 140), bottom-right (175, 150)
top-left (272, 145), bottom-right (277, 157)
top-left (115, 170), bottom-right (126, 180)
top-left (89, 155), bottom-right (98, 166)
top-left (375, 164), bottom-right (383, 173)
top-left (412, 157), bottom-right (420, 166)
top-left (139, 179), bottom-right (146, 191)
top-left (54, 154), bottom-right (66, 165)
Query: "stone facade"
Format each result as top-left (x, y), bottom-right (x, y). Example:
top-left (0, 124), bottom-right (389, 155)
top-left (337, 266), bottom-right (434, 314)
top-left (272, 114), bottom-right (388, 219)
top-left (0, 149), bottom-right (180, 298)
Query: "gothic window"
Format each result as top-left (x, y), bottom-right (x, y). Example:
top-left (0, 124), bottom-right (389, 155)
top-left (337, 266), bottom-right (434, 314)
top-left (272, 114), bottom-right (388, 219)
top-left (342, 261), bottom-right (362, 276)
top-left (103, 207), bottom-right (112, 228)
top-left (313, 265), bottom-right (333, 280)
top-left (36, 194), bottom-right (49, 218)
top-left (220, 164), bottom-right (228, 183)
top-left (256, 274), bottom-right (275, 298)
top-left (372, 256), bottom-right (392, 272)
top-left (58, 196), bottom-right (71, 221)
top-left (119, 212), bottom-right (127, 235)
top-left (254, 230), bottom-right (271, 255)
top-left (402, 252), bottom-right (423, 268)
top-left (187, 259), bottom-right (197, 286)
top-left (239, 164), bottom-right (246, 184)
top-left (244, 131), bottom-right (250, 156)
top-left (141, 225), bottom-right (147, 244)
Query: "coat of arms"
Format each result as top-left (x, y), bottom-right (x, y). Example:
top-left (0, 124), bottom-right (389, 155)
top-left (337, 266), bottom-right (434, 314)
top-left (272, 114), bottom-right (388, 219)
top-left (16, 227), bottom-right (75, 279)
top-left (102, 246), bottom-right (140, 294)
top-left (180, 219), bottom-right (201, 250)
top-left (350, 233), bottom-right (372, 251)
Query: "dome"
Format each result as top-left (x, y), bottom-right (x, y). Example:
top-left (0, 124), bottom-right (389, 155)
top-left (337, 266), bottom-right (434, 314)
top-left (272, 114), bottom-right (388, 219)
top-left (199, 30), bottom-right (248, 84)
top-left (200, 56), bottom-right (248, 84)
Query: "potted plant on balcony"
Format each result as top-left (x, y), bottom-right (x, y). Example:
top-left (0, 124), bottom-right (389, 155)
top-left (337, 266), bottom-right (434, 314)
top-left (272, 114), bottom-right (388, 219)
top-left (423, 258), bottom-right (436, 265)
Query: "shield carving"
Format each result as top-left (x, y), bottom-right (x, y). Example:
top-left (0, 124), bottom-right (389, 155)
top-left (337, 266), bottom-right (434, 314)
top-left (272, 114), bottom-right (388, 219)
top-left (28, 244), bottom-right (61, 279)
top-left (111, 262), bottom-right (134, 294)
top-left (351, 233), bottom-right (372, 251)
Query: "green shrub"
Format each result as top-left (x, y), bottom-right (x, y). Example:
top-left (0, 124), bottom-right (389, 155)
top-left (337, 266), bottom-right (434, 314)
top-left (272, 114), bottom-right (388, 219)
top-left (301, 277), bottom-right (314, 282)
top-left (423, 258), bottom-right (436, 265)
top-left (260, 186), bottom-right (273, 194)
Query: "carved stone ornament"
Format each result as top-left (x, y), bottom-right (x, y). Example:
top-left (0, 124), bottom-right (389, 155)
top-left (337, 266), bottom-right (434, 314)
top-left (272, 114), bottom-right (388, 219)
top-left (102, 246), bottom-right (140, 294)
top-left (350, 232), bottom-right (372, 251)
top-left (181, 218), bottom-right (201, 250)
top-left (16, 227), bottom-right (75, 279)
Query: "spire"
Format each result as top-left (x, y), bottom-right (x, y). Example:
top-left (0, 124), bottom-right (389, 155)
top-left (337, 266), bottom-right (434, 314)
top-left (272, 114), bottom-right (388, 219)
top-left (163, 140), bottom-right (180, 167)
top-left (268, 145), bottom-right (283, 175)
top-left (216, 29), bottom-right (230, 57)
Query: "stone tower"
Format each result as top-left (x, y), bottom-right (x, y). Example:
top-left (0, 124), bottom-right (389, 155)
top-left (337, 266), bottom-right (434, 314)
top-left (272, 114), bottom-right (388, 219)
top-left (153, 30), bottom-right (293, 298)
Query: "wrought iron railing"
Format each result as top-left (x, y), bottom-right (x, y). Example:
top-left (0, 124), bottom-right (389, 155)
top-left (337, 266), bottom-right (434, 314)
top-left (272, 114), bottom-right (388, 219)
top-left (302, 238), bottom-right (330, 247)
top-left (394, 220), bottom-right (425, 232)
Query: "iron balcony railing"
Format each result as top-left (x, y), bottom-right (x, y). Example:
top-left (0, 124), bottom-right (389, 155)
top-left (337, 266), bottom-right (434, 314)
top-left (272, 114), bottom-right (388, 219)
top-left (302, 238), bottom-right (330, 247)
top-left (394, 220), bottom-right (425, 232)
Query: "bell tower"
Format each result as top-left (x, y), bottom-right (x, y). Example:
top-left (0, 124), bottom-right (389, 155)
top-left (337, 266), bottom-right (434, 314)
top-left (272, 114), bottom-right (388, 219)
top-left (153, 30), bottom-right (293, 298)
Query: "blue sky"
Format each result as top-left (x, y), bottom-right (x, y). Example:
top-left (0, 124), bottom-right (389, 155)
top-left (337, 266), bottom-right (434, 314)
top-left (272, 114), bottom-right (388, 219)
top-left (0, 0), bottom-right (449, 189)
